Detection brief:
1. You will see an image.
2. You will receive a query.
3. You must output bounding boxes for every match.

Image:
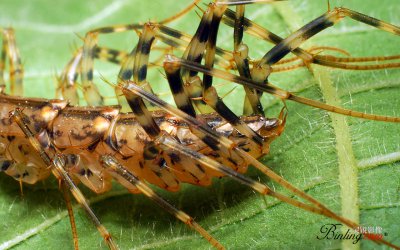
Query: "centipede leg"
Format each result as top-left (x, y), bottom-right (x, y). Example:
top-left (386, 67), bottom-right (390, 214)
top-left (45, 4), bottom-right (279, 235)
top-left (117, 17), bottom-right (234, 113)
top-left (257, 7), bottom-right (400, 75)
top-left (0, 28), bottom-right (23, 96)
top-left (116, 23), bottom-right (159, 112)
top-left (169, 55), bottom-right (400, 123)
top-left (121, 82), bottom-right (399, 249)
top-left (57, 48), bottom-right (83, 105)
top-left (222, 8), bottom-right (400, 71)
top-left (10, 108), bottom-right (119, 250)
top-left (77, 1), bottom-right (200, 106)
top-left (59, 46), bottom-right (129, 105)
top-left (61, 180), bottom-right (79, 250)
top-left (232, 4), bottom-right (264, 115)
top-left (115, 22), bottom-right (197, 111)
top-left (100, 155), bottom-right (224, 250)
top-left (164, 5), bottom-right (266, 147)
top-left (164, 2), bottom-right (260, 116)
top-left (203, 3), bottom-right (268, 144)
top-left (166, 57), bottom-right (264, 146)
top-left (163, 2), bottom-right (222, 117)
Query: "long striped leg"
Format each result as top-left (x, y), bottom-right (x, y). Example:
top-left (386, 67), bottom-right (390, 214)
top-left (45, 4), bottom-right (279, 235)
top-left (80, 24), bottom-right (216, 108)
top-left (10, 109), bottom-right (119, 250)
top-left (0, 28), bottom-right (23, 96)
top-left (61, 180), bottom-right (79, 250)
top-left (165, 2), bottom-right (261, 119)
top-left (179, 2), bottom-right (215, 114)
top-left (256, 7), bottom-right (400, 77)
top-left (157, 25), bottom-right (234, 70)
top-left (115, 22), bottom-right (198, 111)
top-left (58, 46), bottom-right (129, 105)
top-left (169, 3), bottom-right (265, 146)
top-left (57, 48), bottom-right (83, 105)
top-left (267, 46), bottom-right (350, 73)
top-left (232, 4), bottom-right (263, 115)
top-left (100, 155), bottom-right (225, 250)
top-left (115, 20), bottom-right (233, 112)
top-left (59, 43), bottom-right (173, 106)
top-left (79, 1), bottom-right (200, 106)
top-left (115, 22), bottom-right (159, 112)
top-left (165, 58), bottom-right (264, 147)
top-left (120, 82), bottom-right (399, 249)
top-left (222, 8), bottom-right (400, 71)
top-left (169, 55), bottom-right (400, 123)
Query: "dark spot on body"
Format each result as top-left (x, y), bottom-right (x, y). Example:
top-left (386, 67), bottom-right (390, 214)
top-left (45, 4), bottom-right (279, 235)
top-left (7, 135), bottom-right (15, 141)
top-left (22, 171), bottom-right (29, 178)
top-left (168, 153), bottom-right (181, 164)
top-left (195, 164), bottom-right (205, 173)
top-left (1, 160), bottom-right (11, 171)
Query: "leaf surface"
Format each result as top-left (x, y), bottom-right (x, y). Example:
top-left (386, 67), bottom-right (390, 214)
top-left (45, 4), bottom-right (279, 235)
top-left (0, 1), bottom-right (399, 249)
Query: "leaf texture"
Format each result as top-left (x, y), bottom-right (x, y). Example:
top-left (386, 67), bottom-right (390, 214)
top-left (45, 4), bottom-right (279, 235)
top-left (0, 0), bottom-right (399, 249)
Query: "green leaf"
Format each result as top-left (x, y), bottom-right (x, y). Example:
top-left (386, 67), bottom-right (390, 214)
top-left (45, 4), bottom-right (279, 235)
top-left (1, 0), bottom-right (399, 249)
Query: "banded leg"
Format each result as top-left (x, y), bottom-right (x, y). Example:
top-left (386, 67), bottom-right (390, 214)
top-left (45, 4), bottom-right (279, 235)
top-left (61, 180), bottom-right (79, 250)
top-left (10, 109), bottom-right (118, 250)
top-left (169, 55), bottom-right (400, 123)
top-left (256, 7), bottom-right (400, 79)
top-left (164, 2), bottom-right (265, 147)
top-left (100, 155), bottom-right (224, 250)
top-left (181, 3), bottom-right (265, 146)
top-left (203, 2), bottom-right (267, 144)
top-left (115, 20), bottom-right (234, 112)
top-left (222, 8), bottom-right (400, 72)
top-left (165, 58), bottom-right (264, 146)
top-left (58, 46), bottom-right (130, 105)
top-left (119, 75), bottom-right (185, 189)
top-left (59, 44), bottom-right (172, 106)
top-left (0, 28), bottom-right (23, 96)
top-left (164, 2), bottom-right (229, 116)
top-left (119, 82), bottom-right (399, 249)
top-left (116, 23), bottom-right (158, 111)
top-left (179, 2), bottom-right (215, 114)
top-left (232, 4), bottom-right (263, 115)
top-left (79, 0), bottom-right (200, 106)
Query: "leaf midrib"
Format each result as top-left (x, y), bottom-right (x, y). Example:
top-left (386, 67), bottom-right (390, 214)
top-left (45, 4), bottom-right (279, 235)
top-left (274, 3), bottom-right (360, 250)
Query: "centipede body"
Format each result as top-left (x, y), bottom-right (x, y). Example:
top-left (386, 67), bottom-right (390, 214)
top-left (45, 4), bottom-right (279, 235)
top-left (0, 0), bottom-right (399, 249)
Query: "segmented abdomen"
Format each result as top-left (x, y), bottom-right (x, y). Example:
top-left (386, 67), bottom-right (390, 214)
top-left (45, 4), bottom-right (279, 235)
top-left (0, 94), bottom-right (278, 193)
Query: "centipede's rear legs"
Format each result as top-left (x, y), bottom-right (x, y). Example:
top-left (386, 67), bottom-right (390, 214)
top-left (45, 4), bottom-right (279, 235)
top-left (0, 28), bottom-right (23, 96)
top-left (10, 109), bottom-right (119, 250)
